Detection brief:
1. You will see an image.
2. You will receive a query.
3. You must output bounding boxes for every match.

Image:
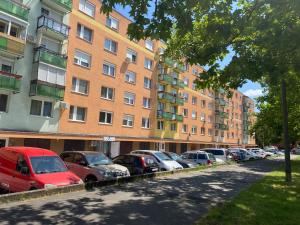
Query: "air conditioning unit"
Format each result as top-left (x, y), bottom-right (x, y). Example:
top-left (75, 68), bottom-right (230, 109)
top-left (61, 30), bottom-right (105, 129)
top-left (125, 57), bottom-right (131, 64)
top-left (59, 101), bottom-right (70, 110)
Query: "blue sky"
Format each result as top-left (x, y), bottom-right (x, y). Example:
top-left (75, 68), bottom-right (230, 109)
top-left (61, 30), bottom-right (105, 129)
top-left (115, 4), bottom-right (263, 100)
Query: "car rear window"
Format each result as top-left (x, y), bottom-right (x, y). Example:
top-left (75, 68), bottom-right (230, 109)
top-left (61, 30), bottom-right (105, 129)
top-left (197, 154), bottom-right (207, 159)
top-left (154, 152), bottom-right (172, 161)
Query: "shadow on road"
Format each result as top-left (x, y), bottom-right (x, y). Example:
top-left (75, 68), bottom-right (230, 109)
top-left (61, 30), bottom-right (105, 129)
top-left (0, 158), bottom-right (284, 225)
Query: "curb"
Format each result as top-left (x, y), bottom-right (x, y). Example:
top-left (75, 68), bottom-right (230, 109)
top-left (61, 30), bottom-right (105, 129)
top-left (0, 161), bottom-right (236, 204)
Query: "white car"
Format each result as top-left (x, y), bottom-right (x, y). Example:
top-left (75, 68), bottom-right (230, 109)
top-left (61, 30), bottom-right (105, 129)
top-left (131, 150), bottom-right (183, 171)
top-left (201, 148), bottom-right (228, 163)
top-left (247, 148), bottom-right (269, 158)
top-left (229, 148), bottom-right (256, 160)
top-left (181, 150), bottom-right (217, 165)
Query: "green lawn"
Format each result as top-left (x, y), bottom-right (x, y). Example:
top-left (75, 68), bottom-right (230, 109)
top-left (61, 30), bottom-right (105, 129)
top-left (196, 157), bottom-right (300, 225)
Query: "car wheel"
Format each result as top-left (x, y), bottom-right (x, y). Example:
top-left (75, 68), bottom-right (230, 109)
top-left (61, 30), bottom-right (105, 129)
top-left (29, 187), bottom-right (37, 191)
top-left (85, 175), bottom-right (98, 186)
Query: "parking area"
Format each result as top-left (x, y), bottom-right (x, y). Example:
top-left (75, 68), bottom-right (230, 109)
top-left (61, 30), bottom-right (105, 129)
top-left (0, 158), bottom-right (285, 225)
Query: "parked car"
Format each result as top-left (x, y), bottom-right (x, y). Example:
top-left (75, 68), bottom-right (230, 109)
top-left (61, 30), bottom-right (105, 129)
top-left (292, 148), bottom-right (300, 155)
top-left (0, 147), bottom-right (82, 193)
top-left (181, 151), bottom-right (216, 165)
top-left (112, 154), bottom-right (160, 175)
top-left (264, 146), bottom-right (284, 156)
top-left (201, 148), bottom-right (228, 163)
top-left (130, 150), bottom-right (183, 171)
top-left (60, 151), bottom-right (130, 183)
top-left (163, 152), bottom-right (198, 168)
top-left (247, 148), bottom-right (268, 158)
top-left (228, 148), bottom-right (246, 161)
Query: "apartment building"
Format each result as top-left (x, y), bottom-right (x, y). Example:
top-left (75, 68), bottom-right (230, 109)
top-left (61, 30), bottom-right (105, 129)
top-left (0, 0), bottom-right (256, 154)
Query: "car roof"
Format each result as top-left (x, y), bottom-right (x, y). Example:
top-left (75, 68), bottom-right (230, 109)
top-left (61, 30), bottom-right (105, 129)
top-left (61, 151), bottom-right (101, 155)
top-left (131, 150), bottom-right (160, 153)
top-left (0, 147), bottom-right (57, 157)
top-left (122, 153), bottom-right (154, 158)
top-left (184, 150), bottom-right (207, 154)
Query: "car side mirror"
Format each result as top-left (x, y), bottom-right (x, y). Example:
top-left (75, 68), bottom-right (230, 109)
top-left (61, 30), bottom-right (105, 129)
top-left (21, 167), bottom-right (30, 176)
top-left (80, 161), bottom-right (87, 166)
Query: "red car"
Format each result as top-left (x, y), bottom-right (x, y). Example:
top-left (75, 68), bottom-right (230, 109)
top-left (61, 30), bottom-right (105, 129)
top-left (0, 147), bottom-right (82, 193)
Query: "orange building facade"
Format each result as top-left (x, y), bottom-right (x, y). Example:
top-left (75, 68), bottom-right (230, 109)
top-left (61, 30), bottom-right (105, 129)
top-left (0, 0), bottom-right (256, 155)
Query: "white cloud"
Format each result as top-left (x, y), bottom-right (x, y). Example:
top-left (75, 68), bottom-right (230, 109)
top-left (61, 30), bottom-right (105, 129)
top-left (243, 89), bottom-right (263, 98)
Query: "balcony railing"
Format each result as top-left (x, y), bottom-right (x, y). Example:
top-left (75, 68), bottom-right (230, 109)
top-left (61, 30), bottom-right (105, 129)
top-left (35, 47), bottom-right (67, 69)
top-left (0, 70), bottom-right (21, 92)
top-left (51, 0), bottom-right (72, 11)
top-left (30, 80), bottom-right (64, 100)
top-left (215, 110), bottom-right (229, 118)
top-left (0, 32), bottom-right (25, 56)
top-left (157, 110), bottom-right (183, 122)
top-left (163, 57), bottom-right (185, 72)
top-left (158, 73), bottom-right (173, 85)
top-left (37, 15), bottom-right (70, 38)
top-left (0, 0), bottom-right (30, 21)
top-left (175, 97), bottom-right (184, 106)
top-left (215, 123), bottom-right (229, 130)
top-left (158, 91), bottom-right (176, 103)
top-left (172, 79), bottom-right (186, 89)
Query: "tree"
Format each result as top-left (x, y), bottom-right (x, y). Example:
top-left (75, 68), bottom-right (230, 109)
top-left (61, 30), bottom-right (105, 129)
top-left (101, 0), bottom-right (300, 182)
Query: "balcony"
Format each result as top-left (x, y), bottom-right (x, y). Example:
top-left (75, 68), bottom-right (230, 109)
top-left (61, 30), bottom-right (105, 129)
top-left (35, 47), bottom-right (67, 69)
top-left (215, 97), bottom-right (228, 106)
top-left (175, 97), bottom-right (184, 106)
top-left (172, 79), bottom-right (186, 89)
top-left (0, 32), bottom-right (25, 56)
top-left (215, 123), bottom-right (229, 130)
top-left (158, 91), bottom-right (176, 104)
top-left (37, 15), bottom-right (70, 40)
top-left (0, 70), bottom-right (21, 92)
top-left (215, 110), bottom-right (229, 118)
top-left (41, 0), bottom-right (72, 13)
top-left (157, 110), bottom-right (183, 122)
top-left (158, 73), bottom-right (173, 85)
top-left (163, 57), bottom-right (185, 72)
top-left (30, 80), bottom-right (64, 100)
top-left (0, 0), bottom-right (30, 21)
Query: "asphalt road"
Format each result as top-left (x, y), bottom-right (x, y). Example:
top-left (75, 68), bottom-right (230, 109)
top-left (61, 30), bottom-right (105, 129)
top-left (0, 158), bottom-right (285, 225)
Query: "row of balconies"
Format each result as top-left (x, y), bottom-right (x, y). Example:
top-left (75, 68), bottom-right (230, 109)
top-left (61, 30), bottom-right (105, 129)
top-left (157, 110), bottom-right (183, 122)
top-left (215, 110), bottom-right (229, 118)
top-left (0, 0), bottom-right (30, 21)
top-left (215, 97), bottom-right (228, 106)
top-left (162, 57), bottom-right (186, 72)
top-left (215, 123), bottom-right (229, 130)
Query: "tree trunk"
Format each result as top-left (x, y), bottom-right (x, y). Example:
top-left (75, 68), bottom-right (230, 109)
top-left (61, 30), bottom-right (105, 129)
top-left (281, 79), bottom-right (292, 182)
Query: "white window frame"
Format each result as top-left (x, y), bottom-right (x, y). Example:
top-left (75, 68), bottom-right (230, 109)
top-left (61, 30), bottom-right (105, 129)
top-left (72, 77), bottom-right (89, 95)
top-left (200, 113), bottom-right (206, 121)
top-left (69, 105), bottom-right (86, 122)
top-left (157, 120), bottom-right (164, 130)
top-left (182, 124), bottom-right (188, 133)
top-left (30, 99), bottom-right (53, 118)
top-left (77, 23), bottom-right (93, 42)
top-left (102, 61), bottom-right (116, 77)
top-left (79, 0), bottom-right (95, 17)
top-left (170, 123), bottom-right (177, 131)
top-left (144, 58), bottom-right (153, 70)
top-left (104, 38), bottom-right (118, 53)
top-left (143, 97), bottom-right (151, 109)
top-left (0, 94), bottom-right (9, 113)
top-left (141, 117), bottom-right (150, 129)
top-left (74, 50), bottom-right (91, 68)
top-left (124, 92), bottom-right (135, 105)
top-left (126, 49), bottom-right (137, 63)
top-left (123, 114), bottom-right (134, 127)
top-left (183, 108), bottom-right (188, 117)
top-left (191, 126), bottom-right (197, 134)
top-left (144, 77), bottom-right (152, 89)
top-left (192, 111), bottom-right (197, 120)
top-left (99, 111), bottom-right (113, 125)
top-left (101, 86), bottom-right (114, 100)
top-left (200, 127), bottom-right (206, 135)
top-left (125, 71), bottom-right (136, 84)
top-left (106, 15), bottom-right (119, 31)
top-left (145, 39), bottom-right (154, 51)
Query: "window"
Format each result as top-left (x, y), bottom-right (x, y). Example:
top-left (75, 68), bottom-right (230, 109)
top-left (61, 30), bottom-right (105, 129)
top-left (38, 64), bottom-right (65, 86)
top-left (126, 49), bottom-right (137, 63)
top-left (123, 115), bottom-right (134, 127)
top-left (183, 93), bottom-right (189, 102)
top-left (143, 97), bottom-right (151, 108)
top-left (0, 94), bottom-right (8, 112)
top-left (200, 112), bottom-right (206, 121)
top-left (125, 71), bottom-right (136, 84)
top-left (192, 96), bottom-right (197, 105)
top-left (144, 77), bottom-right (152, 89)
top-left (124, 92), bottom-right (135, 105)
top-left (102, 61), bottom-right (116, 77)
top-left (77, 24), bottom-right (93, 42)
top-left (200, 127), bottom-right (205, 135)
top-left (79, 0), bottom-right (95, 17)
top-left (192, 68), bottom-right (198, 76)
top-left (142, 117), bottom-right (150, 128)
top-left (158, 102), bottom-right (165, 110)
top-left (145, 39), bottom-right (154, 51)
top-left (183, 77), bottom-right (189, 86)
top-left (104, 38), bottom-right (118, 53)
top-left (183, 108), bottom-right (188, 117)
top-left (208, 115), bottom-right (213, 123)
top-left (182, 124), bottom-right (188, 133)
top-left (72, 77), bottom-right (89, 94)
top-left (30, 100), bottom-right (52, 117)
top-left (208, 129), bottom-right (213, 136)
top-left (74, 50), bottom-right (91, 68)
top-left (69, 106), bottom-right (86, 122)
top-left (99, 111), bottom-right (113, 124)
top-left (191, 126), bottom-right (197, 134)
top-left (208, 102), bottom-right (213, 109)
top-left (106, 16), bottom-right (119, 31)
top-left (201, 100), bottom-right (206, 108)
top-left (170, 123), bottom-right (177, 131)
top-left (192, 111), bottom-right (197, 120)
top-left (157, 121), bottom-right (164, 130)
top-left (101, 86), bottom-right (114, 100)
top-left (192, 83), bottom-right (197, 90)
top-left (144, 58), bottom-right (153, 70)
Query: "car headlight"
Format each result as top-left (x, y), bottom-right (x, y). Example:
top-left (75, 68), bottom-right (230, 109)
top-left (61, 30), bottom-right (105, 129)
top-left (44, 184), bottom-right (57, 189)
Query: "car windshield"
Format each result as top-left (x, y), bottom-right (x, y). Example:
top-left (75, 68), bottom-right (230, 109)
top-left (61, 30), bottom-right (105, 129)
top-left (85, 153), bottom-right (112, 166)
top-left (154, 152), bottom-right (172, 161)
top-left (30, 156), bottom-right (68, 174)
top-left (168, 153), bottom-right (181, 160)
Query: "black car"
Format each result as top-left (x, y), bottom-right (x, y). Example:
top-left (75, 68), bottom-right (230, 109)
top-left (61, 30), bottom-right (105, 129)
top-left (163, 152), bottom-right (198, 168)
top-left (113, 154), bottom-right (160, 175)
